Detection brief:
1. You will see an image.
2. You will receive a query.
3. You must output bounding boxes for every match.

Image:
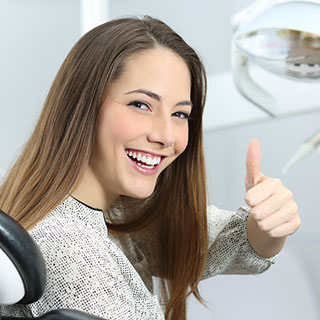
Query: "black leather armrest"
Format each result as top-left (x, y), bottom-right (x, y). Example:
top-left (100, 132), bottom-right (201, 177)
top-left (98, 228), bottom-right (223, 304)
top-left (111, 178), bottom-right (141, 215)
top-left (37, 309), bottom-right (107, 320)
top-left (2, 309), bottom-right (106, 320)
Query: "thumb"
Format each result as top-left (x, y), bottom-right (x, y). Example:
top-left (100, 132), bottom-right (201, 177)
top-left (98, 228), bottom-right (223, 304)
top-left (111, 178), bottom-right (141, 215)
top-left (245, 139), bottom-right (262, 191)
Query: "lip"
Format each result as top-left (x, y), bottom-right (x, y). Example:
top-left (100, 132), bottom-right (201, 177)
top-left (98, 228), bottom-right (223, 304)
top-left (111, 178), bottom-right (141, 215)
top-left (124, 149), bottom-right (165, 175)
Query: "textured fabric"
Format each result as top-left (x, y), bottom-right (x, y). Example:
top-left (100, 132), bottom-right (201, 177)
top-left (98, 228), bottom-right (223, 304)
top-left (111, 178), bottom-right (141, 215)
top-left (1, 196), bottom-right (275, 319)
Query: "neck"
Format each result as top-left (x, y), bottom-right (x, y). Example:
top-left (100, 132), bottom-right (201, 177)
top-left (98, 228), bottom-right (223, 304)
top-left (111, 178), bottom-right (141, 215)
top-left (70, 165), bottom-right (118, 213)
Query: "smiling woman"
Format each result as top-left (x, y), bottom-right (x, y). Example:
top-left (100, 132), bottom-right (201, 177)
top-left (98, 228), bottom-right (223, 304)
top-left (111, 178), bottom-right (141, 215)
top-left (0, 15), bottom-right (299, 320)
top-left (70, 48), bottom-right (192, 206)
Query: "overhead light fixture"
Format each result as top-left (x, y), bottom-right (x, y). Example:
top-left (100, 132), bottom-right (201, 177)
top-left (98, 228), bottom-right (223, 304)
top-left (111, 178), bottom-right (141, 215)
top-left (232, 0), bottom-right (320, 116)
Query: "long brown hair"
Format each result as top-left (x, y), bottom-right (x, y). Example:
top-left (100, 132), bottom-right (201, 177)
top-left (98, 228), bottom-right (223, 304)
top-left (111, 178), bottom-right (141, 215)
top-left (0, 16), bottom-right (208, 319)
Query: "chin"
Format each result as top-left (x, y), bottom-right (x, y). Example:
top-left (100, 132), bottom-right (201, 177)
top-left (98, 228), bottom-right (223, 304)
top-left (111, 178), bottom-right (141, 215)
top-left (123, 184), bottom-right (156, 200)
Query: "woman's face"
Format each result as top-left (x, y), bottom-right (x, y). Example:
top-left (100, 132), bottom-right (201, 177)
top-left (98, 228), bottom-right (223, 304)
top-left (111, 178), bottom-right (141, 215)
top-left (90, 47), bottom-right (192, 202)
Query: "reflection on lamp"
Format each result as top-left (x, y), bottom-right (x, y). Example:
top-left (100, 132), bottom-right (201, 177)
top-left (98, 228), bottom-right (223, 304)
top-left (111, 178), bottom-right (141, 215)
top-left (232, 0), bottom-right (320, 116)
top-left (236, 29), bottom-right (320, 81)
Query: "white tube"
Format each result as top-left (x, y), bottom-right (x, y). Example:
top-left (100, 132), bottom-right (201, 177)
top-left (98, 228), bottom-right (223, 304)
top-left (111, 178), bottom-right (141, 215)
top-left (282, 129), bottom-right (320, 175)
top-left (307, 130), bottom-right (320, 148)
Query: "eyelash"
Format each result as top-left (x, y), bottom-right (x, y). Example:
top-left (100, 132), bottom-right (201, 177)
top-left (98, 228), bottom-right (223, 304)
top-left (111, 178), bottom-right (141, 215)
top-left (129, 101), bottom-right (150, 111)
top-left (128, 100), bottom-right (192, 121)
top-left (173, 111), bottom-right (191, 120)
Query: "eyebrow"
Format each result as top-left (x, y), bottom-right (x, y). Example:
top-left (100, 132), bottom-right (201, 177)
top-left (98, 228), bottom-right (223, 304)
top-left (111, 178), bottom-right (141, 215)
top-left (125, 89), bottom-right (193, 109)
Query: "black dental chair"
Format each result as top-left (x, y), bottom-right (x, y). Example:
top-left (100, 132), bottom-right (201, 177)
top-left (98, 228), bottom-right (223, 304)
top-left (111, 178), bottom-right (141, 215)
top-left (0, 210), bottom-right (105, 320)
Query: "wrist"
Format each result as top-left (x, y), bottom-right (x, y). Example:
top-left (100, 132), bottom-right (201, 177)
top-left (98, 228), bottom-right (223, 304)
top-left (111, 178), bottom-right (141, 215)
top-left (247, 213), bottom-right (286, 258)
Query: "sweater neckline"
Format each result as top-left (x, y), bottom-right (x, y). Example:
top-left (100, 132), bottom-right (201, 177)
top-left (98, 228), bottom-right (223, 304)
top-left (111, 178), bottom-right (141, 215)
top-left (69, 195), bottom-right (104, 213)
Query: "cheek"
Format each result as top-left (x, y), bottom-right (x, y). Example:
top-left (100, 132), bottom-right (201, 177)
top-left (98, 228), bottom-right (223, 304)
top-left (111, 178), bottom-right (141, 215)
top-left (107, 118), bottom-right (139, 143)
top-left (97, 106), bottom-right (141, 145)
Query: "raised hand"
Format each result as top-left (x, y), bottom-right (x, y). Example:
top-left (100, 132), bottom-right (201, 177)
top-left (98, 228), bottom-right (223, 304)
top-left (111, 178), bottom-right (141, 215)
top-left (245, 140), bottom-right (300, 240)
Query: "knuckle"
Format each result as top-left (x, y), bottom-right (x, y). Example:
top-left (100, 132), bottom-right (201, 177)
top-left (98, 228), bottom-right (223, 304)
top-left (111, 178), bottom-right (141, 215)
top-left (292, 202), bottom-right (299, 212)
top-left (295, 216), bottom-right (301, 229)
top-left (268, 229), bottom-right (277, 238)
top-left (289, 202), bottom-right (299, 217)
top-left (250, 208), bottom-right (258, 218)
top-left (274, 178), bottom-right (282, 186)
top-left (286, 189), bottom-right (293, 200)
top-left (258, 221), bottom-right (268, 231)
top-left (289, 219), bottom-right (300, 235)
top-left (245, 194), bottom-right (254, 206)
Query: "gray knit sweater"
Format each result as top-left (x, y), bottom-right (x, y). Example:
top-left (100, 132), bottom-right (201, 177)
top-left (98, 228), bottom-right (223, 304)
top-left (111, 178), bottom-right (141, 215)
top-left (2, 196), bottom-right (275, 319)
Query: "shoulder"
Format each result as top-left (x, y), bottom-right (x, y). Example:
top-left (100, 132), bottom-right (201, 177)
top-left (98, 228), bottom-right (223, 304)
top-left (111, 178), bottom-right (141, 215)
top-left (27, 197), bottom-right (126, 289)
top-left (28, 196), bottom-right (111, 264)
top-left (30, 196), bottom-right (107, 237)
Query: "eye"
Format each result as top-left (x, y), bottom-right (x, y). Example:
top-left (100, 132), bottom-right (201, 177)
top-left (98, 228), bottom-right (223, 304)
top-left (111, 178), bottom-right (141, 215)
top-left (128, 100), bottom-right (151, 111)
top-left (172, 111), bottom-right (191, 120)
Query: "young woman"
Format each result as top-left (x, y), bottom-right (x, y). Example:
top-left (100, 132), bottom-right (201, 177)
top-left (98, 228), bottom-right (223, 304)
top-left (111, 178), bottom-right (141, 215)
top-left (0, 16), bottom-right (300, 319)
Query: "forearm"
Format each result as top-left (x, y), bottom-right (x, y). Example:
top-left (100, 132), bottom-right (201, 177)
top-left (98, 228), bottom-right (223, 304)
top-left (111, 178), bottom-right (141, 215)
top-left (246, 213), bottom-right (287, 258)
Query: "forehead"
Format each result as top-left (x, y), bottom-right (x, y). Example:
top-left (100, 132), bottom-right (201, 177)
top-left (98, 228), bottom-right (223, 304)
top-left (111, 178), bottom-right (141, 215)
top-left (109, 48), bottom-right (191, 97)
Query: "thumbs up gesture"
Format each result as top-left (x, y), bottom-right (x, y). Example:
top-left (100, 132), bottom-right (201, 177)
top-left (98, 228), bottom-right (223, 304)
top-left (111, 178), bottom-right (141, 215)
top-left (245, 140), bottom-right (300, 242)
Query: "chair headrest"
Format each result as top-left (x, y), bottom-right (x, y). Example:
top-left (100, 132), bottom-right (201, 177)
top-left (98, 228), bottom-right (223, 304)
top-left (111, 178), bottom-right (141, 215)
top-left (0, 210), bottom-right (46, 304)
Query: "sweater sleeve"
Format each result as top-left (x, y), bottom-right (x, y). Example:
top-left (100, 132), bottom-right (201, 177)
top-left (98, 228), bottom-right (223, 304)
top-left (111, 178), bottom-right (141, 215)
top-left (202, 205), bottom-right (276, 280)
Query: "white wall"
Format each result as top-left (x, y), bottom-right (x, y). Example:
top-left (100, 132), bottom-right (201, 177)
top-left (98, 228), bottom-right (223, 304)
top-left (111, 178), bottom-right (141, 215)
top-left (0, 0), bottom-right (80, 172)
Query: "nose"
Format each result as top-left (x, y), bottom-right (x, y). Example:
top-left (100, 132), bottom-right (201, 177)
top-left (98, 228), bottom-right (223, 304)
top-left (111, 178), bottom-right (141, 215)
top-left (147, 115), bottom-right (175, 148)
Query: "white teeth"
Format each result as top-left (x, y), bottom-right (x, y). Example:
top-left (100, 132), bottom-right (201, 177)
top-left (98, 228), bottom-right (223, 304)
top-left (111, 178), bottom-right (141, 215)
top-left (126, 150), bottom-right (161, 166)
top-left (137, 163), bottom-right (154, 169)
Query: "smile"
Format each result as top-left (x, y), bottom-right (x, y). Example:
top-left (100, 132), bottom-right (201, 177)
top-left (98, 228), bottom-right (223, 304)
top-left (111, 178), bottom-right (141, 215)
top-left (125, 149), bottom-right (164, 175)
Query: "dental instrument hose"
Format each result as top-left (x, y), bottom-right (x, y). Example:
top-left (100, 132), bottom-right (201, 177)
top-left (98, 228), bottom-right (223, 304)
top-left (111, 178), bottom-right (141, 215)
top-left (283, 129), bottom-right (320, 175)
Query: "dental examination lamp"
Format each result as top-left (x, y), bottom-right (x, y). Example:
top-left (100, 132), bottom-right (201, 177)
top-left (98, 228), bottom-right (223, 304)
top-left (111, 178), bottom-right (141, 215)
top-left (232, 0), bottom-right (320, 117)
top-left (232, 0), bottom-right (320, 173)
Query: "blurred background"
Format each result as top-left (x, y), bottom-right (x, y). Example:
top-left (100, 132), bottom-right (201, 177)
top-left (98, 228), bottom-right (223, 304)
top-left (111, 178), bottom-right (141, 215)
top-left (1, 0), bottom-right (320, 318)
